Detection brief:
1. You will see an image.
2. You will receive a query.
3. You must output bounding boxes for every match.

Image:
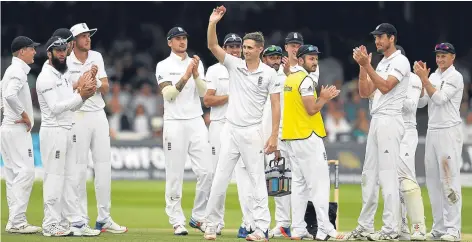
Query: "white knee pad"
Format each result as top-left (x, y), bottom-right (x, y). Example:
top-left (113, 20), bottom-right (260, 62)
top-left (400, 179), bottom-right (426, 233)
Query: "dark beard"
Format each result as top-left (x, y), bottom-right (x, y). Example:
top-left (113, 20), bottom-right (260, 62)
top-left (51, 55), bottom-right (68, 74)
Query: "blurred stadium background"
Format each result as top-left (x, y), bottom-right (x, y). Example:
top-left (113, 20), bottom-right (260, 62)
top-left (1, 1), bottom-right (472, 240)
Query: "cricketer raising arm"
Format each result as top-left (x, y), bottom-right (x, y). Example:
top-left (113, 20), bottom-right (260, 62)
top-left (414, 42), bottom-right (463, 242)
top-left (1, 36), bottom-right (41, 234)
top-left (203, 33), bottom-right (256, 238)
top-left (67, 23), bottom-right (127, 233)
top-left (349, 23), bottom-right (411, 241)
top-left (155, 26), bottom-right (213, 235)
top-left (205, 5), bottom-right (281, 241)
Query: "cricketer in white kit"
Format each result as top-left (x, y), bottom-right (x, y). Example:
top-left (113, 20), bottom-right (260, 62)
top-left (349, 23), bottom-right (410, 241)
top-left (36, 36), bottom-right (96, 237)
top-left (262, 42), bottom-right (321, 239)
top-left (1, 36), bottom-right (41, 234)
top-left (203, 33), bottom-right (256, 237)
top-left (414, 42), bottom-right (463, 242)
top-left (156, 26), bottom-right (213, 235)
top-left (67, 23), bottom-right (127, 233)
top-left (204, 6), bottom-right (280, 241)
top-left (261, 45), bottom-right (292, 238)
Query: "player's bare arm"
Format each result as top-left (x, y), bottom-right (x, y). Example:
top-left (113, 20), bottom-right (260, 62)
top-left (207, 6), bottom-right (227, 63)
top-left (98, 77), bottom-right (109, 95)
top-left (159, 60), bottom-right (195, 101)
top-left (14, 111), bottom-right (32, 132)
top-left (203, 89), bottom-right (228, 107)
top-left (264, 92), bottom-right (280, 155)
top-left (302, 85), bottom-right (340, 116)
top-left (355, 46), bottom-right (376, 98)
top-left (354, 49), bottom-right (399, 94)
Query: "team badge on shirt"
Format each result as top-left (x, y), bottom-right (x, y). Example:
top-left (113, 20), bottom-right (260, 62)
top-left (258, 76), bottom-right (263, 86)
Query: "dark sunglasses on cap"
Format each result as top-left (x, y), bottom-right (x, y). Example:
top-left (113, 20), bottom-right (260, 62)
top-left (434, 43), bottom-right (455, 54)
top-left (263, 45), bottom-right (283, 56)
top-left (224, 36), bottom-right (242, 45)
top-left (47, 38), bottom-right (68, 51)
top-left (297, 45), bottom-right (321, 58)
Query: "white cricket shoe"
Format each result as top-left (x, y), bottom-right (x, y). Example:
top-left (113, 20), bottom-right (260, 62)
top-left (246, 229), bottom-right (268, 241)
top-left (216, 224), bottom-right (224, 235)
top-left (426, 230), bottom-right (444, 241)
top-left (6, 224), bottom-right (42, 234)
top-left (269, 225), bottom-right (291, 238)
top-left (340, 226), bottom-right (372, 240)
top-left (410, 223), bottom-right (426, 241)
top-left (204, 226), bottom-right (217, 240)
top-left (95, 218), bottom-right (128, 233)
top-left (316, 229), bottom-right (346, 241)
top-left (366, 230), bottom-right (399, 241)
top-left (42, 224), bottom-right (73, 237)
top-left (291, 230), bottom-right (314, 240)
top-left (71, 224), bottom-right (101, 236)
top-left (174, 224), bottom-right (188, 236)
top-left (441, 233), bottom-right (461, 241)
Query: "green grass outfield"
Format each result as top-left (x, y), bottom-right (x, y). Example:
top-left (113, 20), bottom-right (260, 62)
top-left (1, 181), bottom-right (471, 241)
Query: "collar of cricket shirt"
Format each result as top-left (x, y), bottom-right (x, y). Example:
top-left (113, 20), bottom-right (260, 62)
top-left (435, 65), bottom-right (456, 79)
top-left (169, 51), bottom-right (189, 62)
top-left (44, 61), bottom-right (64, 79)
top-left (11, 57), bottom-right (31, 75)
top-left (383, 49), bottom-right (402, 61)
top-left (241, 59), bottom-right (264, 74)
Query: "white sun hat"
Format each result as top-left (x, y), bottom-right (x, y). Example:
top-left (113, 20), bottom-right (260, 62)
top-left (70, 23), bottom-right (97, 38)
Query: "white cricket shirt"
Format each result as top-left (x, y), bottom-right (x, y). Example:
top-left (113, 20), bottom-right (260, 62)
top-left (206, 63), bottom-right (229, 121)
top-left (402, 73), bottom-right (422, 129)
top-left (223, 53), bottom-right (281, 127)
top-left (36, 63), bottom-right (84, 128)
top-left (370, 50), bottom-right (411, 116)
top-left (67, 50), bottom-right (107, 112)
top-left (155, 52), bottom-right (205, 120)
top-left (417, 65), bottom-right (464, 130)
top-left (1, 57), bottom-right (34, 128)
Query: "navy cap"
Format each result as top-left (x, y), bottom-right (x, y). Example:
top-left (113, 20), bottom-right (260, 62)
top-left (285, 32), bottom-right (304, 45)
top-left (434, 42), bottom-right (456, 54)
top-left (223, 33), bottom-right (242, 46)
top-left (263, 45), bottom-right (283, 57)
top-left (52, 28), bottom-right (74, 43)
top-left (370, 23), bottom-right (397, 36)
top-left (296, 45), bottom-right (321, 58)
top-left (45, 36), bottom-right (68, 51)
top-left (11, 36), bottom-right (40, 53)
top-left (167, 27), bottom-right (189, 40)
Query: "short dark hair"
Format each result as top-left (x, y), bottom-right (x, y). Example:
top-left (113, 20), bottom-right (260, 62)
top-left (387, 34), bottom-right (397, 44)
top-left (243, 32), bottom-right (264, 47)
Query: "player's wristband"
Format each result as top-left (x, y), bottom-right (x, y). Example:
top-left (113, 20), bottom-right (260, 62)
top-left (96, 79), bottom-right (102, 89)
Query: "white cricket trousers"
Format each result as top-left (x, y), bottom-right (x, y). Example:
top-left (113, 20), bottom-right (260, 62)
top-left (40, 126), bottom-right (80, 227)
top-left (357, 115), bottom-right (403, 234)
top-left (205, 122), bottom-right (270, 232)
top-left (164, 117), bottom-right (213, 227)
top-left (265, 141), bottom-right (291, 228)
top-left (425, 125), bottom-right (462, 236)
top-left (286, 135), bottom-right (333, 236)
top-left (1, 124), bottom-right (35, 228)
top-left (73, 110), bottom-right (111, 225)
top-left (209, 119), bottom-right (254, 229)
